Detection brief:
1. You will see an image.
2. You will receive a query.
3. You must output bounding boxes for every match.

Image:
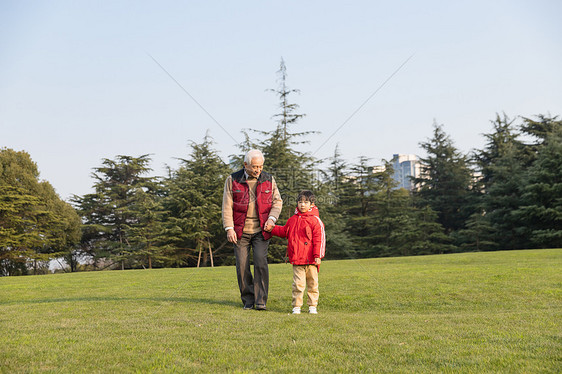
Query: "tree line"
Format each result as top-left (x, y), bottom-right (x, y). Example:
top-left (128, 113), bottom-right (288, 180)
top-left (1, 61), bottom-right (560, 275)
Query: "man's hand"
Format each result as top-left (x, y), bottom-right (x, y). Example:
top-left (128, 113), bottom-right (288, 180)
top-left (264, 218), bottom-right (275, 232)
top-left (226, 228), bottom-right (237, 243)
top-left (314, 258), bottom-right (321, 266)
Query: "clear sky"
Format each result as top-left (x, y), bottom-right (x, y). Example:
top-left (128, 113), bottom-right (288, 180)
top-left (1, 0), bottom-right (561, 200)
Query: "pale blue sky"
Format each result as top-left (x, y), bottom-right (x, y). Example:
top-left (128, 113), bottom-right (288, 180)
top-left (1, 1), bottom-right (561, 200)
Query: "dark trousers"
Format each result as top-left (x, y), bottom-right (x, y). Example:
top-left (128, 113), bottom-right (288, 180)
top-left (234, 231), bottom-right (270, 307)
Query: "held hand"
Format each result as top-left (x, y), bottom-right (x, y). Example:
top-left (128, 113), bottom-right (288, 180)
top-left (226, 229), bottom-right (237, 243)
top-left (315, 258), bottom-right (321, 266)
top-left (264, 219), bottom-right (275, 232)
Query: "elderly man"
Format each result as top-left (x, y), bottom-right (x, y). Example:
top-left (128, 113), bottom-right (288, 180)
top-left (222, 149), bottom-right (283, 310)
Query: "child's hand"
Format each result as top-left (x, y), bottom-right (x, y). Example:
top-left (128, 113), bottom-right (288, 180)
top-left (315, 258), bottom-right (321, 265)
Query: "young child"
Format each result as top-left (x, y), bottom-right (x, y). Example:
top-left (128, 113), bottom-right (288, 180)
top-left (269, 190), bottom-right (326, 314)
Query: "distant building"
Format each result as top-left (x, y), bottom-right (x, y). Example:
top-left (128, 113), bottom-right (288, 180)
top-left (392, 154), bottom-right (421, 190)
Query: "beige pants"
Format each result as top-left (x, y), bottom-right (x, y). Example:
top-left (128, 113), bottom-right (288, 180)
top-left (292, 264), bottom-right (319, 307)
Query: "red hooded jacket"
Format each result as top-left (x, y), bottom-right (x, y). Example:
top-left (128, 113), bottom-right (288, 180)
top-left (271, 206), bottom-right (326, 266)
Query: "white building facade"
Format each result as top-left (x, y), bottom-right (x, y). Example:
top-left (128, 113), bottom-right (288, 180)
top-left (392, 154), bottom-right (422, 190)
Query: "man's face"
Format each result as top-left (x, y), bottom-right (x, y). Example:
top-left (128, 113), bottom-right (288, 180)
top-left (244, 157), bottom-right (264, 178)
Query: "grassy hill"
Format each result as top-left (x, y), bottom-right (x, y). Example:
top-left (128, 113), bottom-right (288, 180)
top-left (1, 249), bottom-right (560, 373)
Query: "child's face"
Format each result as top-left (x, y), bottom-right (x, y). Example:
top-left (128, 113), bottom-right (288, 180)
top-left (297, 199), bottom-right (314, 213)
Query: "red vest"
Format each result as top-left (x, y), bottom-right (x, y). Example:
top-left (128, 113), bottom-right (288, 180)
top-left (231, 169), bottom-right (274, 240)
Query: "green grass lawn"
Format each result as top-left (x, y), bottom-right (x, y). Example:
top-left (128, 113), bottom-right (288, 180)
top-left (1, 249), bottom-right (560, 373)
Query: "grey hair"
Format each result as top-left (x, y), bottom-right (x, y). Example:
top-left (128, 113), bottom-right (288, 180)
top-left (244, 149), bottom-right (265, 164)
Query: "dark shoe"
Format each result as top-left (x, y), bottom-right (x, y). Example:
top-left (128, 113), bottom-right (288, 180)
top-left (243, 305), bottom-right (254, 310)
top-left (255, 304), bottom-right (267, 311)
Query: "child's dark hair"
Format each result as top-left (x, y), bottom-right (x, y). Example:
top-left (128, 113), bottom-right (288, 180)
top-left (297, 190), bottom-right (316, 204)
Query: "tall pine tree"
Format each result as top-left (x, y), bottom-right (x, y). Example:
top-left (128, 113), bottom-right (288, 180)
top-left (163, 134), bottom-right (232, 267)
top-left (475, 114), bottom-right (529, 249)
top-left (72, 155), bottom-right (162, 269)
top-left (414, 123), bottom-right (472, 237)
top-left (233, 58), bottom-right (319, 262)
top-left (515, 121), bottom-right (562, 248)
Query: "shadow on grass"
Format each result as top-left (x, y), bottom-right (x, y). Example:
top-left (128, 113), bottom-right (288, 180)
top-left (2, 296), bottom-right (241, 308)
top-left (3, 296), bottom-right (296, 314)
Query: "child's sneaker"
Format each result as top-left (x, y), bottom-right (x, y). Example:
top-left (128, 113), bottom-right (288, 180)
top-left (309, 306), bottom-right (318, 314)
top-left (292, 307), bottom-right (301, 314)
